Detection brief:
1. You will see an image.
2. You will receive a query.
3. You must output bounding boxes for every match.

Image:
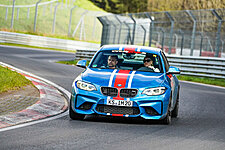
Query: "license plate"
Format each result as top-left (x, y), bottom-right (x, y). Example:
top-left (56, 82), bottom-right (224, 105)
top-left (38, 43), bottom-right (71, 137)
top-left (107, 99), bottom-right (133, 107)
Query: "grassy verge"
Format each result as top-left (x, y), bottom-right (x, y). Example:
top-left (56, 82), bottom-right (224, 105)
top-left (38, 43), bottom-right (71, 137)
top-left (57, 59), bottom-right (90, 66)
top-left (177, 75), bottom-right (225, 87)
top-left (0, 66), bottom-right (32, 94)
top-left (0, 43), bottom-right (75, 53)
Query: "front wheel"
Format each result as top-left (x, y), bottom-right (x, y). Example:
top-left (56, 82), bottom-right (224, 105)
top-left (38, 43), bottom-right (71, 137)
top-left (69, 97), bottom-right (85, 120)
top-left (162, 110), bottom-right (171, 125)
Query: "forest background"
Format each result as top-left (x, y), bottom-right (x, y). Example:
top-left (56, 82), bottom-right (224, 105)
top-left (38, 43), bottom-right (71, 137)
top-left (90, 0), bottom-right (225, 13)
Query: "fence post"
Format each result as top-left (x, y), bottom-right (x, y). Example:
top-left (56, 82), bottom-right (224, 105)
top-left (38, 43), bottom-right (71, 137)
top-left (123, 22), bottom-right (131, 44)
top-left (115, 15), bottom-right (122, 44)
top-left (199, 32), bottom-right (204, 56)
top-left (52, 2), bottom-right (60, 34)
top-left (128, 14), bottom-right (136, 45)
top-left (105, 17), bottom-right (116, 44)
top-left (27, 8), bottom-right (30, 19)
top-left (179, 30), bottom-right (184, 55)
top-left (10, 0), bottom-right (16, 29)
top-left (160, 28), bottom-right (165, 51)
top-left (34, 0), bottom-right (42, 32)
top-left (17, 8), bottom-right (19, 20)
top-left (165, 12), bottom-right (174, 54)
top-left (145, 13), bottom-right (154, 47)
top-left (186, 10), bottom-right (197, 56)
top-left (141, 25), bottom-right (146, 46)
top-left (98, 16), bottom-right (110, 46)
top-left (5, 7), bottom-right (8, 20)
top-left (68, 6), bottom-right (77, 36)
top-left (212, 9), bottom-right (222, 57)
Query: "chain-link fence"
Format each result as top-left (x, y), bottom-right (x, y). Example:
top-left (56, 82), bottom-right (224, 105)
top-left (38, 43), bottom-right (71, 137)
top-left (0, 0), bottom-right (108, 43)
top-left (98, 9), bottom-right (225, 57)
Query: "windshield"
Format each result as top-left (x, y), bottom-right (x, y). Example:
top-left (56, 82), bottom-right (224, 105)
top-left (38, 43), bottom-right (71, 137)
top-left (90, 50), bottom-right (163, 73)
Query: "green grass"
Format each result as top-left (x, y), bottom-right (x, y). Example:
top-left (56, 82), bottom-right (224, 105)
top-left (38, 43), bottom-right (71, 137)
top-left (177, 75), bottom-right (225, 87)
top-left (0, 66), bottom-right (32, 93)
top-left (57, 59), bottom-right (90, 66)
top-left (0, 43), bottom-right (76, 53)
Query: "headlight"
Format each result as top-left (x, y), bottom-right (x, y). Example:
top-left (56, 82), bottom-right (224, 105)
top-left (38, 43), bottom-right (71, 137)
top-left (76, 80), bottom-right (96, 91)
top-left (142, 87), bottom-right (166, 96)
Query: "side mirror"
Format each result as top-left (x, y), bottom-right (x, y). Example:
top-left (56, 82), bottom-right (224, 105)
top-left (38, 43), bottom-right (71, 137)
top-left (76, 60), bottom-right (87, 68)
top-left (166, 66), bottom-right (180, 74)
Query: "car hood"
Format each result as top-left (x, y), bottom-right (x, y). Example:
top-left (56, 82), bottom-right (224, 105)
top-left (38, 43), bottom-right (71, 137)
top-left (81, 68), bottom-right (165, 88)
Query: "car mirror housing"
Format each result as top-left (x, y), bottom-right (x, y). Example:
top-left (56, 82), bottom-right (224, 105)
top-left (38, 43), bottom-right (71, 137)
top-left (167, 66), bottom-right (180, 74)
top-left (76, 60), bottom-right (87, 68)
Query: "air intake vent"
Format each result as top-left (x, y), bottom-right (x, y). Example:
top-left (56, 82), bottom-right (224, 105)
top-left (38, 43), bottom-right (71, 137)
top-left (120, 89), bottom-right (138, 98)
top-left (101, 87), bottom-right (118, 97)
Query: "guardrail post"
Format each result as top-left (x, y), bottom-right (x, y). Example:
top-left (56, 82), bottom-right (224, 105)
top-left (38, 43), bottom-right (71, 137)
top-left (128, 14), bottom-right (136, 45)
top-left (186, 10), bottom-right (197, 56)
top-left (52, 2), bottom-right (60, 34)
top-left (145, 13), bottom-right (154, 47)
top-left (141, 25), bottom-right (146, 46)
top-left (68, 6), bottom-right (77, 36)
top-left (165, 12), bottom-right (174, 54)
top-left (212, 9), bottom-right (222, 57)
top-left (10, 0), bottom-right (16, 29)
top-left (34, 0), bottom-right (42, 32)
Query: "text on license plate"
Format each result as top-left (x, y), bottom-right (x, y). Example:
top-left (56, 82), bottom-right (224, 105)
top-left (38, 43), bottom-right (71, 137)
top-left (107, 99), bottom-right (133, 107)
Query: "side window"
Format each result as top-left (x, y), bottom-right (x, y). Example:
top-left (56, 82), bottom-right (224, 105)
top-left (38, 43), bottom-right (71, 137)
top-left (161, 52), bottom-right (170, 72)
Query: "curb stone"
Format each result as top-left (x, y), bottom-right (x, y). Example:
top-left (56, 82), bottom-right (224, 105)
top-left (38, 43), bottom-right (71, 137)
top-left (0, 63), bottom-right (68, 129)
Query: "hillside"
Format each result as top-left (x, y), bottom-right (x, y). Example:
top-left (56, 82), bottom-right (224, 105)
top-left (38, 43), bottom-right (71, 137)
top-left (0, 0), bottom-right (106, 43)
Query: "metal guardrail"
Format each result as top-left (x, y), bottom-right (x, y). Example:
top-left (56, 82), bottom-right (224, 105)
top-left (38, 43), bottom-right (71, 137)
top-left (0, 31), bottom-right (224, 79)
top-left (75, 49), bottom-right (225, 79)
top-left (0, 31), bottom-right (100, 51)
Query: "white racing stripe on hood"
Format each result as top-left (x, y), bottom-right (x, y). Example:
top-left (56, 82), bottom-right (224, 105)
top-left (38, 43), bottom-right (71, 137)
top-left (107, 69), bottom-right (117, 100)
top-left (127, 71), bottom-right (136, 88)
top-left (108, 69), bottom-right (117, 87)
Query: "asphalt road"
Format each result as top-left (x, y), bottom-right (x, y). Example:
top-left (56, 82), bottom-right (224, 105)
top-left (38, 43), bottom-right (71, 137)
top-left (0, 45), bottom-right (225, 150)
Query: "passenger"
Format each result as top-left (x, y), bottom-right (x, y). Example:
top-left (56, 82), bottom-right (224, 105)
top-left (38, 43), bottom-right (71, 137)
top-left (138, 56), bottom-right (160, 72)
top-left (107, 55), bottom-right (118, 69)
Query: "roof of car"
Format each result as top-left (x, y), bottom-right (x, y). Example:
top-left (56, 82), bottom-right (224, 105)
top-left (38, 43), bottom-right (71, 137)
top-left (99, 45), bottom-right (162, 55)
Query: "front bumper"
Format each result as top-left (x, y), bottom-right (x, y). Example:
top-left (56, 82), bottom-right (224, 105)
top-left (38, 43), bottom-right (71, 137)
top-left (71, 88), bottom-right (171, 120)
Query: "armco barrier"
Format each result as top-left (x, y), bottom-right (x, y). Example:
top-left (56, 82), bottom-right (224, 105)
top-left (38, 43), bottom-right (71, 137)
top-left (0, 31), bottom-right (224, 79)
top-left (75, 49), bottom-right (225, 79)
top-left (0, 31), bottom-right (100, 51)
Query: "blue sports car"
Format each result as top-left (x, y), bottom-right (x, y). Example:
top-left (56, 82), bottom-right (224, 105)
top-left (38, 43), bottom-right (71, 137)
top-left (70, 45), bottom-right (180, 124)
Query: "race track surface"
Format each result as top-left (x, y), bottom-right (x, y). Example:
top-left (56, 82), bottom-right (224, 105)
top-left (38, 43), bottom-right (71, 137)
top-left (0, 46), bottom-right (225, 150)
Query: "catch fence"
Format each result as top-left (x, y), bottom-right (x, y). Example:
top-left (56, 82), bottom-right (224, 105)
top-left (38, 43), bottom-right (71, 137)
top-left (97, 9), bottom-right (225, 58)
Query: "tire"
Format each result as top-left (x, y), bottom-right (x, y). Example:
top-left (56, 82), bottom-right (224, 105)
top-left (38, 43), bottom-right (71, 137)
top-left (69, 97), bottom-right (85, 120)
top-left (162, 110), bottom-right (171, 125)
top-left (172, 88), bottom-right (180, 118)
top-left (162, 95), bottom-right (172, 125)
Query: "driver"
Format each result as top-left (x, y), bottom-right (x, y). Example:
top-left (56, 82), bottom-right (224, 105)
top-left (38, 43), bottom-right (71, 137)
top-left (107, 55), bottom-right (118, 69)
